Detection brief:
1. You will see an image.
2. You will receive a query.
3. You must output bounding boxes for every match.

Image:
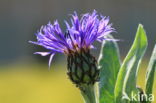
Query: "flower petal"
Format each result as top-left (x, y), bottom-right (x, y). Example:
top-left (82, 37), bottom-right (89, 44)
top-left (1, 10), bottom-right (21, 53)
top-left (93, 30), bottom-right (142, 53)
top-left (34, 52), bottom-right (51, 56)
top-left (48, 53), bottom-right (55, 70)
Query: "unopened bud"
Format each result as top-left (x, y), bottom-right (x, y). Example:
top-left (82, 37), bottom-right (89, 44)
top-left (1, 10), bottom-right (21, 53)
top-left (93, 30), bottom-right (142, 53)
top-left (67, 49), bottom-right (99, 87)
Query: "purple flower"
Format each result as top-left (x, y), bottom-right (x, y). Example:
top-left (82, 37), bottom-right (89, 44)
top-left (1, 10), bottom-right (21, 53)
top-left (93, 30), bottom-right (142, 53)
top-left (29, 10), bottom-right (115, 68)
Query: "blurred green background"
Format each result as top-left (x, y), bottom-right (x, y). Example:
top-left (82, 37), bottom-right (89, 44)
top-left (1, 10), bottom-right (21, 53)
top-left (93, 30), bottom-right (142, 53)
top-left (0, 0), bottom-right (155, 103)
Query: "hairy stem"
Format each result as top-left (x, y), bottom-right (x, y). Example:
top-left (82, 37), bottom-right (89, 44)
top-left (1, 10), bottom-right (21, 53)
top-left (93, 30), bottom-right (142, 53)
top-left (80, 85), bottom-right (98, 103)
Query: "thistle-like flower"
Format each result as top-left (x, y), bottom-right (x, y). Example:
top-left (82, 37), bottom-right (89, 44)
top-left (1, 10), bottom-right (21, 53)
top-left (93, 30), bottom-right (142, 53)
top-left (29, 10), bottom-right (114, 88)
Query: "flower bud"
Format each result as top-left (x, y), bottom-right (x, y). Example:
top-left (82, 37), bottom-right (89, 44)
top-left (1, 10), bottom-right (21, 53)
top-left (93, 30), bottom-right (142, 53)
top-left (67, 49), bottom-right (99, 87)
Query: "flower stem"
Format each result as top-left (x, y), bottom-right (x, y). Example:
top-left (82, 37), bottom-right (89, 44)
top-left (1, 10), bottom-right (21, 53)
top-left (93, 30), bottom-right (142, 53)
top-left (80, 84), bottom-right (97, 103)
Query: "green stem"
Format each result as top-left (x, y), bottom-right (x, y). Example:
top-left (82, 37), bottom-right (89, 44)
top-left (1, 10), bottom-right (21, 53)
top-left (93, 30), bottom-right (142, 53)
top-left (80, 85), bottom-right (97, 103)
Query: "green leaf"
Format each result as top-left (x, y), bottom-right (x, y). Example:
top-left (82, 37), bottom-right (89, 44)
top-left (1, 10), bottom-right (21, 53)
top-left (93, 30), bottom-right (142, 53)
top-left (145, 45), bottom-right (156, 103)
top-left (114, 24), bottom-right (148, 102)
top-left (98, 35), bottom-right (121, 103)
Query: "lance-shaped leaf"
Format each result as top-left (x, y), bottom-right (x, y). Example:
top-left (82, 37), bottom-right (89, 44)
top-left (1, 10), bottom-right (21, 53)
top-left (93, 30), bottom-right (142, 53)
top-left (114, 24), bottom-right (148, 102)
top-left (98, 35), bottom-right (121, 103)
top-left (145, 45), bottom-right (156, 103)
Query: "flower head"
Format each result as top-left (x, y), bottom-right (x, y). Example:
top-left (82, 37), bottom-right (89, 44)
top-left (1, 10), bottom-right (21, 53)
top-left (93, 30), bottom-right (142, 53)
top-left (29, 10), bottom-right (115, 86)
top-left (29, 10), bottom-right (114, 68)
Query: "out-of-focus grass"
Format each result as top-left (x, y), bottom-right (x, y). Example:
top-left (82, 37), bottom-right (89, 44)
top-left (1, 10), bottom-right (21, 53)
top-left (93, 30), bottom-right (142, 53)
top-left (0, 61), bottom-right (155, 103)
top-left (0, 63), bottom-right (83, 103)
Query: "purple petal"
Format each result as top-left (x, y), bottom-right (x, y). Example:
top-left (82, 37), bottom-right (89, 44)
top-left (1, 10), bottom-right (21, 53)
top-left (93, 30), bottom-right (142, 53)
top-left (104, 38), bottom-right (120, 41)
top-left (90, 45), bottom-right (96, 49)
top-left (48, 53), bottom-right (55, 70)
top-left (34, 52), bottom-right (50, 56)
top-left (64, 20), bottom-right (71, 30)
top-left (68, 29), bottom-right (80, 35)
top-left (29, 10), bottom-right (115, 65)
